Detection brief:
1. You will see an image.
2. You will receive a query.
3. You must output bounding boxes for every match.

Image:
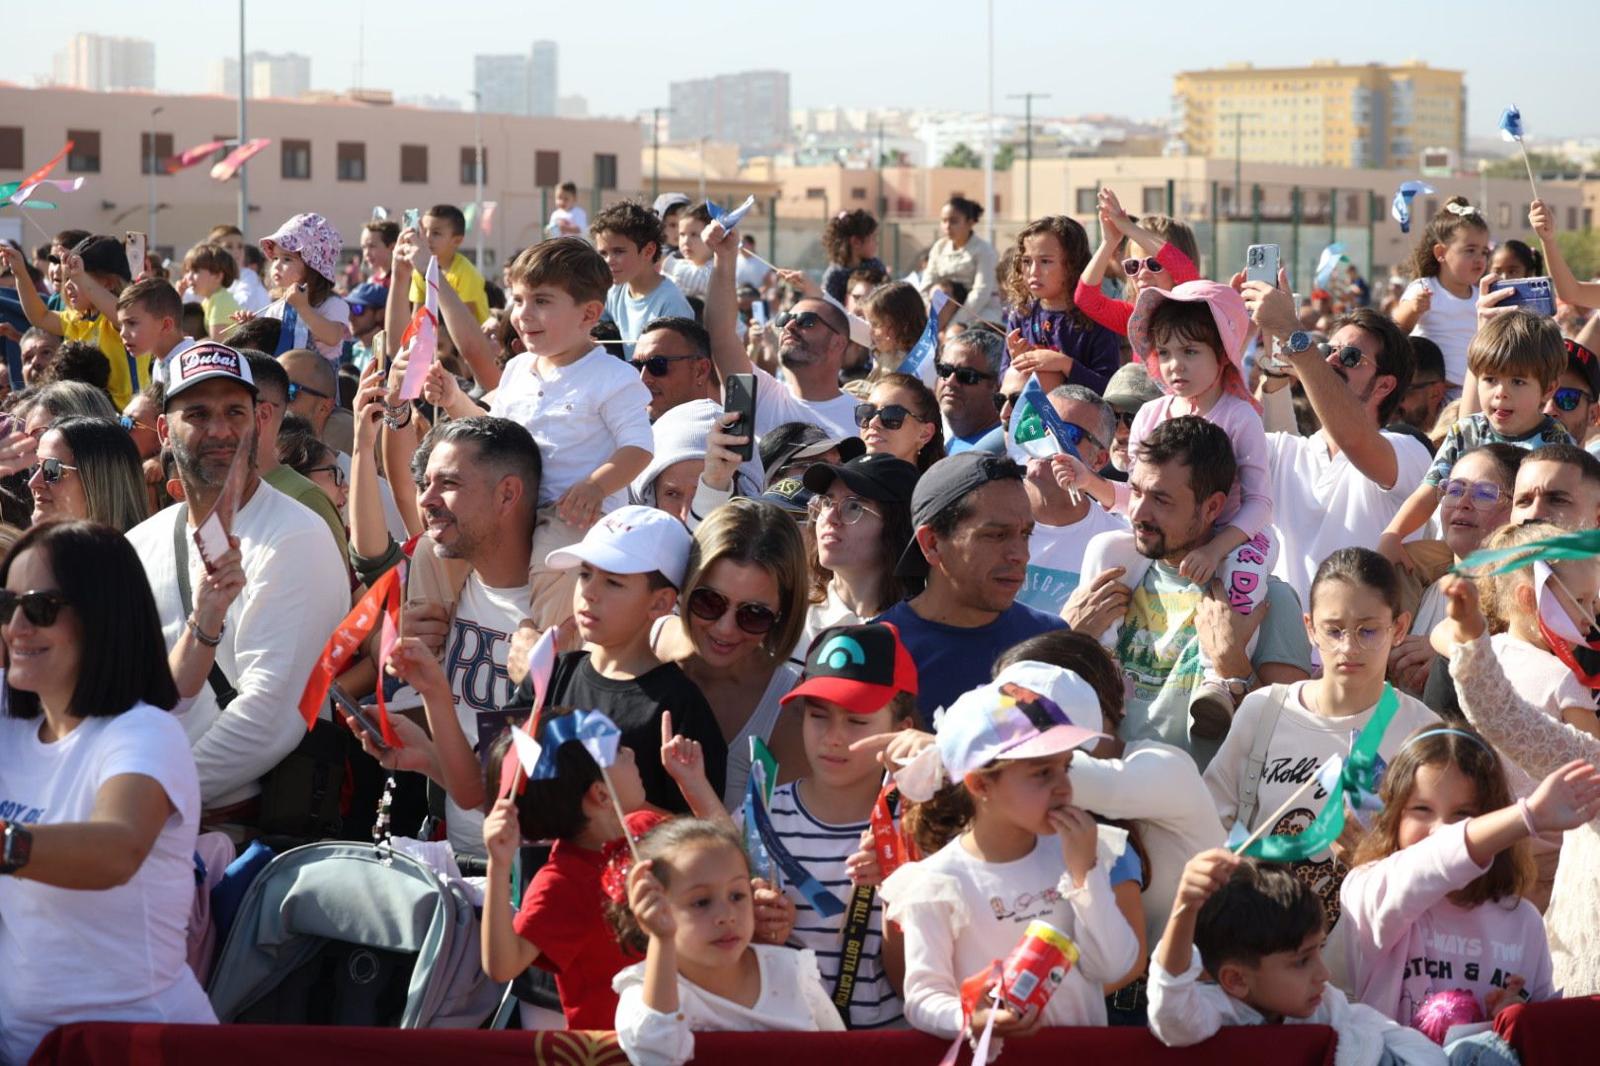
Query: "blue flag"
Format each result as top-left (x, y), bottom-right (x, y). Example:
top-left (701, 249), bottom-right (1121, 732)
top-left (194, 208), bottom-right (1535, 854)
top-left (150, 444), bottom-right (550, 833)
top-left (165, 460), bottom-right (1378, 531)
top-left (898, 289), bottom-right (949, 378)
top-left (706, 195), bottom-right (756, 234)
top-left (1390, 180), bottom-right (1434, 234)
top-left (1499, 105), bottom-right (1524, 142)
top-left (529, 708), bottom-right (621, 780)
top-left (1314, 243), bottom-right (1346, 290)
top-left (741, 763), bottom-right (844, 918)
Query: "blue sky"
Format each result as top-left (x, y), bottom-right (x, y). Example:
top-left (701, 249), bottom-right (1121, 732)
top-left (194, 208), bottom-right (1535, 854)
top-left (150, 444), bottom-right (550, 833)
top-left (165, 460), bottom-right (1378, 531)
top-left (13, 0), bottom-right (1600, 139)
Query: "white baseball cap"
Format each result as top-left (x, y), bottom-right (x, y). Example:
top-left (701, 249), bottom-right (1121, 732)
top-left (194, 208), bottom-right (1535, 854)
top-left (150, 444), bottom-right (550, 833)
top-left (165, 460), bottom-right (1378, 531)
top-left (164, 341), bottom-right (258, 402)
top-left (935, 661), bottom-right (1108, 778)
top-left (545, 505), bottom-right (693, 588)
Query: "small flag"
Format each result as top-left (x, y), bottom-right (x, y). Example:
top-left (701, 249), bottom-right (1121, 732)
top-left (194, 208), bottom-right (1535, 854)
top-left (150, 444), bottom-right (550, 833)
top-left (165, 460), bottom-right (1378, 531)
top-left (1391, 181), bottom-right (1435, 234)
top-left (898, 288), bottom-right (950, 384)
top-left (210, 138), bottom-right (272, 182)
top-left (1499, 106), bottom-right (1525, 142)
top-left (398, 257), bottom-right (440, 401)
top-left (166, 139), bottom-right (230, 174)
top-left (528, 709), bottom-right (622, 780)
top-left (705, 195), bottom-right (757, 242)
top-left (1006, 373), bottom-right (1082, 461)
top-left (1455, 526), bottom-right (1600, 578)
top-left (7, 141), bottom-right (74, 205)
top-left (1314, 243), bottom-right (1346, 290)
top-left (480, 201), bottom-right (498, 236)
top-left (9, 178), bottom-right (83, 207)
top-left (1535, 561), bottom-right (1588, 644)
top-left (509, 724), bottom-right (543, 779)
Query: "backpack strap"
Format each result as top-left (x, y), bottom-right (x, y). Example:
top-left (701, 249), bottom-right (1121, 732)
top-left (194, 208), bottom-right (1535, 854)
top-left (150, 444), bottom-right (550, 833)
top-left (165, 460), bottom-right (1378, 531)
top-left (1236, 684), bottom-right (1289, 832)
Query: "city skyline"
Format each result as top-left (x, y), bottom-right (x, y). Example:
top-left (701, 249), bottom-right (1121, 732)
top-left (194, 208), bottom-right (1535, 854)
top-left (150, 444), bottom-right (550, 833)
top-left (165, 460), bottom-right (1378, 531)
top-left (16, 1), bottom-right (1600, 142)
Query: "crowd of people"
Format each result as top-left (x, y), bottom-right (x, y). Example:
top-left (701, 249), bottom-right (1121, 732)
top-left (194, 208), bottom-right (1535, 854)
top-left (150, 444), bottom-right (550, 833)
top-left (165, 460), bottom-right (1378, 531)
top-left (1, 166), bottom-right (1600, 1066)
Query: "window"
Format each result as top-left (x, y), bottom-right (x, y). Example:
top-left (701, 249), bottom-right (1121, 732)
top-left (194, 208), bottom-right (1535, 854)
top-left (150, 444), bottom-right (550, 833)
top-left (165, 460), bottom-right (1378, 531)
top-left (593, 153), bottom-right (618, 190)
top-left (1568, 206), bottom-right (1580, 231)
top-left (281, 139), bottom-right (311, 180)
top-left (1142, 186), bottom-right (1166, 214)
top-left (460, 146), bottom-right (486, 185)
top-left (1498, 203), bottom-right (1512, 228)
top-left (1075, 188), bottom-right (1098, 213)
top-left (139, 132), bottom-right (174, 175)
top-left (851, 186), bottom-right (867, 201)
top-left (805, 187), bottom-right (826, 199)
top-left (1346, 193), bottom-right (1361, 223)
top-left (400, 144), bottom-right (428, 183)
top-left (66, 129), bottom-right (100, 172)
top-left (534, 150), bottom-right (561, 188)
top-left (0, 127), bottom-right (21, 170)
top-left (337, 141), bottom-right (366, 182)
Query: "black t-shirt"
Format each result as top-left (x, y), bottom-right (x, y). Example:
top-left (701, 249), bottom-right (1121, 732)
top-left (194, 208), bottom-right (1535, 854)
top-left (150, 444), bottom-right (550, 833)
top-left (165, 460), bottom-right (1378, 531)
top-left (546, 651), bottom-right (727, 813)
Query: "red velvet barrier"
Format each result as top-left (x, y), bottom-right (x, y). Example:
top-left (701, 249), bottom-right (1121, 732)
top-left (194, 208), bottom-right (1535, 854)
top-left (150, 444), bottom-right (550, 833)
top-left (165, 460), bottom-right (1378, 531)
top-left (1493, 994), bottom-right (1600, 1064)
top-left (32, 1021), bottom-right (1337, 1066)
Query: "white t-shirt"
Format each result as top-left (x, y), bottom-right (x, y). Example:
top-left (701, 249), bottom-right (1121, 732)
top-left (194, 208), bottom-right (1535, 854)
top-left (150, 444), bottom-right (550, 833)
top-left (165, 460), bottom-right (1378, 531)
top-left (752, 365), bottom-right (861, 441)
top-left (491, 345), bottom-right (655, 510)
top-left (443, 573), bottom-right (532, 858)
top-left (262, 294), bottom-right (352, 363)
top-left (1267, 429), bottom-right (1433, 606)
top-left (126, 482), bottom-right (351, 808)
top-left (1018, 505), bottom-right (1130, 615)
top-left (605, 278), bottom-right (694, 356)
top-left (1402, 277), bottom-right (1479, 388)
top-left (546, 204), bottom-right (588, 238)
top-left (737, 251), bottom-right (773, 292)
top-left (0, 704), bottom-right (216, 1063)
top-left (664, 257), bottom-right (712, 300)
top-left (230, 268), bottom-right (271, 314)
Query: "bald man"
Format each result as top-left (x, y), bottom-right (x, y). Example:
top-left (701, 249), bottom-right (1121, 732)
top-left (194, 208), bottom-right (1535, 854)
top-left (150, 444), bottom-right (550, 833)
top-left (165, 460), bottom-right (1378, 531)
top-left (279, 348), bottom-right (353, 455)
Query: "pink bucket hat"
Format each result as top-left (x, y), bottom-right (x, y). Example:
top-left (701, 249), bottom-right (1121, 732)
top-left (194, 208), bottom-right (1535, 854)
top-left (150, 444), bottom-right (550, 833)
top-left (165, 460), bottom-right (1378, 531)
top-left (260, 212), bottom-right (343, 285)
top-left (1127, 280), bottom-right (1256, 409)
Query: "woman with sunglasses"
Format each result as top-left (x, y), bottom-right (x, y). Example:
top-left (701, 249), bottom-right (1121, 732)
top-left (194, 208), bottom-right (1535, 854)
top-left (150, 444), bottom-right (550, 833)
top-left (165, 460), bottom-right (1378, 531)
top-left (856, 372), bottom-right (943, 471)
top-left (0, 521), bottom-right (217, 1063)
top-left (29, 416), bottom-right (148, 532)
top-left (652, 499), bottom-right (810, 807)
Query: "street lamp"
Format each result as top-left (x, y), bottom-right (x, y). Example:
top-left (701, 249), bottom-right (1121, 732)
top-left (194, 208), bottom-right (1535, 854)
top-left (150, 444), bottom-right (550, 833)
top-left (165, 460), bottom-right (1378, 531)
top-left (147, 105), bottom-right (164, 246)
top-left (469, 89), bottom-right (484, 269)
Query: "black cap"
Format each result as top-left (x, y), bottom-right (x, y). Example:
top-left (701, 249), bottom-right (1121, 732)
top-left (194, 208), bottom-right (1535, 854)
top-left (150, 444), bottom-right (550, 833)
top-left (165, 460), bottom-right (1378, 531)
top-left (72, 235), bottom-right (133, 285)
top-left (1567, 339), bottom-right (1600, 398)
top-left (757, 476), bottom-right (814, 515)
top-left (759, 421), bottom-right (865, 482)
top-left (895, 452), bottom-right (1025, 578)
top-left (803, 452), bottom-right (919, 504)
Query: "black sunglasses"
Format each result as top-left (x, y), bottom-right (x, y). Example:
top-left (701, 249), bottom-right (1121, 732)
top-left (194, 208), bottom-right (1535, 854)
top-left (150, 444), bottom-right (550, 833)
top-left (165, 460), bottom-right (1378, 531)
top-left (1122, 257), bottom-right (1164, 276)
top-left (687, 586), bottom-right (780, 636)
top-left (774, 310), bottom-right (842, 337)
top-left (854, 402), bottom-right (922, 431)
top-left (1114, 410), bottom-right (1137, 428)
top-left (936, 362), bottom-right (997, 386)
top-left (286, 381), bottom-right (331, 403)
top-left (993, 391), bottom-right (1022, 413)
top-left (308, 463), bottom-right (347, 487)
top-left (1059, 422), bottom-right (1105, 451)
top-left (1321, 343), bottom-right (1370, 370)
top-left (0, 589), bottom-right (70, 627)
top-left (1553, 387), bottom-right (1593, 413)
top-left (630, 353), bottom-right (701, 377)
top-left (27, 457), bottom-right (78, 485)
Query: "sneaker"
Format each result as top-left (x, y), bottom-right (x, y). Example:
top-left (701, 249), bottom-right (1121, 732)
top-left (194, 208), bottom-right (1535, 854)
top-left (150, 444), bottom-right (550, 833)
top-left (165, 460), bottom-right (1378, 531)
top-left (1188, 678), bottom-right (1236, 742)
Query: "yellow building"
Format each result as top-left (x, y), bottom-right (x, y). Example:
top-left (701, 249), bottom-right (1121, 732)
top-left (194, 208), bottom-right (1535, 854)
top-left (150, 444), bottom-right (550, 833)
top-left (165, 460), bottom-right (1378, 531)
top-left (1173, 60), bottom-right (1464, 170)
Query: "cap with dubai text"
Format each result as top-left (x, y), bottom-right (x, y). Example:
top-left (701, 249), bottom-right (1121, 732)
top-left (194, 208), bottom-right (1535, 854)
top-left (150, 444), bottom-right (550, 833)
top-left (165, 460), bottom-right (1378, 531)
top-left (780, 622), bottom-right (918, 715)
top-left (163, 341), bottom-right (258, 404)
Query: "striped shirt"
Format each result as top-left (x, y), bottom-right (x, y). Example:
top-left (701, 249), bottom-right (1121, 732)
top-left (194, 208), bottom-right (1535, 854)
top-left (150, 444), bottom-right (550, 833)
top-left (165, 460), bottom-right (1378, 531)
top-left (766, 781), bottom-right (904, 1029)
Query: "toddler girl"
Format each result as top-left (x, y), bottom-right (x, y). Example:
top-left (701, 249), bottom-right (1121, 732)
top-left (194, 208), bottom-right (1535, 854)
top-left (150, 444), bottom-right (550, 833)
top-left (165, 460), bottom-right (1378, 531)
top-left (242, 212), bottom-right (352, 361)
top-left (1393, 197), bottom-right (1489, 393)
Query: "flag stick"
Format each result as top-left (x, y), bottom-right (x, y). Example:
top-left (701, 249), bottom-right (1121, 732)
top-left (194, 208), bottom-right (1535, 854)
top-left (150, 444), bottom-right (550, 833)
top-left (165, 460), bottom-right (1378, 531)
top-left (1516, 140), bottom-right (1540, 201)
top-left (598, 762), bottom-right (641, 861)
top-left (8, 205), bottom-right (57, 246)
top-left (1230, 761), bottom-right (1330, 855)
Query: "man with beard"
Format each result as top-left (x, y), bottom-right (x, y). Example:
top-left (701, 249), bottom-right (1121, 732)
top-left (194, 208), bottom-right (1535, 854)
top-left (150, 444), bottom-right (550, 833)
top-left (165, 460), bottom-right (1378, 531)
top-left (126, 342), bottom-right (347, 820)
top-left (704, 222), bottom-right (860, 440)
top-left (1241, 284), bottom-right (1429, 607)
top-left (1071, 416), bottom-right (1310, 768)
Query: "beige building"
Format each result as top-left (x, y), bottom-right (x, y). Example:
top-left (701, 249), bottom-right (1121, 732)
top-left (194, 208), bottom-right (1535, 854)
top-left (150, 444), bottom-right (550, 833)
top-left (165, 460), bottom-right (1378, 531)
top-left (1173, 60), bottom-right (1464, 170)
top-left (744, 160), bottom-right (1013, 223)
top-left (0, 85), bottom-right (642, 271)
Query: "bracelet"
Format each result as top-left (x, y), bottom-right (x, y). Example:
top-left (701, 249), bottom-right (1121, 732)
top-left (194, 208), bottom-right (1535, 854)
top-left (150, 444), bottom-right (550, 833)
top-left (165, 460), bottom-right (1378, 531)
top-left (382, 402), bottom-right (413, 430)
top-left (187, 615), bottom-right (223, 647)
top-left (1517, 797), bottom-right (1539, 838)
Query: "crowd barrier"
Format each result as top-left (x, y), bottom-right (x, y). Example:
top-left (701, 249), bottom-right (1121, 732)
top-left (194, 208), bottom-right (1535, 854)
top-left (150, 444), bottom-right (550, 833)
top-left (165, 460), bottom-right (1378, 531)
top-left (31, 997), bottom-right (1599, 1066)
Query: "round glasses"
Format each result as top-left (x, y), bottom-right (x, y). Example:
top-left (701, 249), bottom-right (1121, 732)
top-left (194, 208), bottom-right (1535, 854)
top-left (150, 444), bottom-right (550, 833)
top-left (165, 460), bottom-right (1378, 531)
top-left (686, 586), bottom-right (780, 636)
top-left (854, 402), bottom-right (922, 431)
top-left (0, 589), bottom-right (70, 627)
top-left (1441, 478), bottom-right (1508, 508)
top-left (1312, 622), bottom-right (1394, 651)
top-left (1552, 387), bottom-right (1593, 413)
top-left (27, 457), bottom-right (78, 485)
top-left (1122, 257), bottom-right (1164, 276)
top-left (807, 494), bottom-right (882, 525)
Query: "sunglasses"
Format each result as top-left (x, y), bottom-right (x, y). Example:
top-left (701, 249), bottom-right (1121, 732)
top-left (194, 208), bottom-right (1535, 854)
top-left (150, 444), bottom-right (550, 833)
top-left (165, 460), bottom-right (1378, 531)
top-left (286, 381), bottom-right (331, 403)
top-left (854, 402), bottom-right (922, 431)
top-left (1553, 387), bottom-right (1593, 413)
top-left (1059, 422), bottom-right (1105, 451)
top-left (0, 589), bottom-right (70, 627)
top-left (1321, 343), bottom-right (1370, 370)
top-left (935, 362), bottom-right (997, 386)
top-left (308, 463), bottom-right (347, 488)
top-left (1115, 410), bottom-right (1138, 428)
top-left (1122, 257), bottom-right (1164, 276)
top-left (27, 457), bottom-right (78, 484)
top-left (808, 494), bottom-right (882, 525)
top-left (687, 586), bottom-right (780, 636)
top-left (993, 391), bottom-right (1022, 413)
top-left (774, 310), bottom-right (842, 336)
top-left (630, 353), bottom-right (701, 377)
top-left (118, 415), bottom-right (157, 434)
top-left (1441, 478), bottom-right (1508, 507)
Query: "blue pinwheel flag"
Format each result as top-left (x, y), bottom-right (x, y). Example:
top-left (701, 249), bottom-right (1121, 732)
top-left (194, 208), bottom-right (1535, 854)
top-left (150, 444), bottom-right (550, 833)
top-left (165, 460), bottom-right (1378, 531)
top-left (530, 709), bottom-right (621, 780)
top-left (1391, 180), bottom-right (1434, 234)
top-left (1499, 105), bottom-right (1524, 142)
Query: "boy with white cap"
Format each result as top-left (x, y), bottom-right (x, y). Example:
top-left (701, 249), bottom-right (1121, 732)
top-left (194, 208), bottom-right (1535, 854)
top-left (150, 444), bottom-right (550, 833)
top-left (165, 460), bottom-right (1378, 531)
top-left (540, 505), bottom-right (728, 812)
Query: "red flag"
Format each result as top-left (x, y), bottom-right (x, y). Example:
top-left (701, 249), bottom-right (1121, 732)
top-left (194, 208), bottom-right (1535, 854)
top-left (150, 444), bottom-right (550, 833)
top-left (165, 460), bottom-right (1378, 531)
top-left (298, 563), bottom-right (405, 748)
top-left (166, 139), bottom-right (229, 174)
top-left (13, 141), bottom-right (74, 201)
top-left (210, 138), bottom-right (272, 181)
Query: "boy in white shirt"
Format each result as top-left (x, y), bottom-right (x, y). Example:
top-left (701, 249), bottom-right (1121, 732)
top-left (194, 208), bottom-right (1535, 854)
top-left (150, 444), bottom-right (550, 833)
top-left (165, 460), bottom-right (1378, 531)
top-left (665, 203), bottom-right (714, 300)
top-left (546, 181), bottom-right (589, 238)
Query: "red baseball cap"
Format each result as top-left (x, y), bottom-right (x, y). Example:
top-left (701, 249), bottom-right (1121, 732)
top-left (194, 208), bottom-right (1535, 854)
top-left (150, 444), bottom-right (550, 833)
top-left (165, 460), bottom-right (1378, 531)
top-left (781, 622), bottom-right (918, 715)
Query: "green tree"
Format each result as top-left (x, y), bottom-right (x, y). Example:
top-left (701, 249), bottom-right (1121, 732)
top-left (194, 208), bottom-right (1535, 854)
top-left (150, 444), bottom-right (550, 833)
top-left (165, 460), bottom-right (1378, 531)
top-left (1481, 151), bottom-right (1571, 179)
top-left (994, 144), bottom-right (1016, 171)
top-left (1556, 230), bottom-right (1600, 280)
top-left (941, 142), bottom-right (982, 169)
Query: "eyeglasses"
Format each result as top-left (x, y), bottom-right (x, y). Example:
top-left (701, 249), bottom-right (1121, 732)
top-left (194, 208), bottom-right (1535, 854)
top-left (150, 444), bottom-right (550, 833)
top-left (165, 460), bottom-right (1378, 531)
top-left (1320, 343), bottom-right (1371, 370)
top-left (1405, 378), bottom-right (1444, 394)
top-left (935, 362), bottom-right (997, 386)
top-left (773, 310), bottom-right (842, 337)
top-left (1312, 621), bottom-right (1394, 651)
top-left (286, 381), bottom-right (331, 403)
top-left (1552, 387), bottom-right (1593, 413)
top-left (0, 589), bottom-right (70, 627)
top-left (27, 457), bottom-right (78, 484)
top-left (307, 463), bottom-right (347, 488)
top-left (1441, 478), bottom-right (1509, 508)
top-left (993, 391), bottom-right (1022, 413)
top-left (854, 402), bottom-right (923, 431)
top-left (807, 494), bottom-right (882, 525)
top-left (1121, 257), bottom-right (1164, 276)
top-left (630, 354), bottom-right (701, 377)
top-left (686, 586), bottom-right (781, 636)
top-left (118, 415), bottom-right (156, 434)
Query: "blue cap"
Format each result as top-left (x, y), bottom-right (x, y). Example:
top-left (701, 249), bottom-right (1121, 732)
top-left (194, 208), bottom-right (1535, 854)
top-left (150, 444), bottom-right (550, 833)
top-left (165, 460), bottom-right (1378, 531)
top-left (348, 281), bottom-right (389, 314)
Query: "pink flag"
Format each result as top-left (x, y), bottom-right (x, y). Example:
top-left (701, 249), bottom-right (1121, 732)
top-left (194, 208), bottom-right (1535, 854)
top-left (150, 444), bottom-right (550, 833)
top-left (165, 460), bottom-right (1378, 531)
top-left (9, 178), bottom-right (83, 207)
top-left (210, 138), bottom-right (272, 181)
top-left (398, 257), bottom-right (439, 401)
top-left (10, 141), bottom-right (73, 203)
top-left (480, 201), bottom-right (498, 236)
top-left (167, 139), bottom-right (229, 174)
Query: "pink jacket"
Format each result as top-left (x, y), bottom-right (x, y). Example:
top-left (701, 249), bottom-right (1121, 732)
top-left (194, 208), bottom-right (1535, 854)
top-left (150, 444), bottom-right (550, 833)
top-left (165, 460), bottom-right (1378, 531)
top-left (1111, 391), bottom-right (1272, 537)
top-left (1340, 819), bottom-right (1554, 1027)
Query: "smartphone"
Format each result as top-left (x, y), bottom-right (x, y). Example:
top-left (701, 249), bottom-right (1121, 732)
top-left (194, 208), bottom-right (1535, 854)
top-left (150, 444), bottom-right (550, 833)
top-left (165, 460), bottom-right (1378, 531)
top-left (723, 373), bottom-right (757, 461)
top-left (124, 231), bottom-right (147, 280)
top-left (1490, 276), bottom-right (1556, 317)
top-left (330, 685), bottom-right (392, 753)
top-left (1245, 244), bottom-right (1281, 288)
top-left (750, 300), bottom-right (767, 327)
top-left (402, 207), bottom-right (421, 231)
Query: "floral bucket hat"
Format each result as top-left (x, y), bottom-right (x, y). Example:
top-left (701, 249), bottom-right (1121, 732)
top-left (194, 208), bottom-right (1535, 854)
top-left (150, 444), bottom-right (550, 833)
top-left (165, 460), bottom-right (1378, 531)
top-left (260, 212), bottom-right (343, 285)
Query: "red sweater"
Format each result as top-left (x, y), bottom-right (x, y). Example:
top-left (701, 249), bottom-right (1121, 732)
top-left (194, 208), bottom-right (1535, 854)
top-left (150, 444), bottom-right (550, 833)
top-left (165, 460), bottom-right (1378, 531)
top-left (1072, 242), bottom-right (1201, 336)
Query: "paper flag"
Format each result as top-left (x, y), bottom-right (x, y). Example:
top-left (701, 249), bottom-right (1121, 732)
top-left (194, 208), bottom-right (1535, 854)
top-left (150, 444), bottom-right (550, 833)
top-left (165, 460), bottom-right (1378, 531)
top-left (1454, 527), bottom-right (1600, 578)
top-left (1007, 373), bottom-right (1082, 462)
top-left (1534, 561), bottom-right (1588, 644)
top-left (510, 724), bottom-right (544, 779)
top-left (166, 140), bottom-right (229, 174)
top-left (705, 195), bottom-right (757, 242)
top-left (529, 708), bottom-right (622, 779)
top-left (1314, 243), bottom-right (1347, 290)
top-left (9, 178), bottom-right (83, 207)
top-left (1499, 106), bottom-right (1525, 143)
top-left (398, 256), bottom-right (440, 401)
top-left (8, 142), bottom-right (73, 205)
top-left (1391, 180), bottom-right (1435, 234)
top-left (898, 288), bottom-right (950, 383)
top-left (210, 138), bottom-right (272, 182)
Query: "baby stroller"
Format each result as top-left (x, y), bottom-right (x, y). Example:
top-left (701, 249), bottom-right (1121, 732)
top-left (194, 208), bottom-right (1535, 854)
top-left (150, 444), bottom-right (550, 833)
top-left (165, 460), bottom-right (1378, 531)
top-left (207, 841), bottom-right (502, 1028)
